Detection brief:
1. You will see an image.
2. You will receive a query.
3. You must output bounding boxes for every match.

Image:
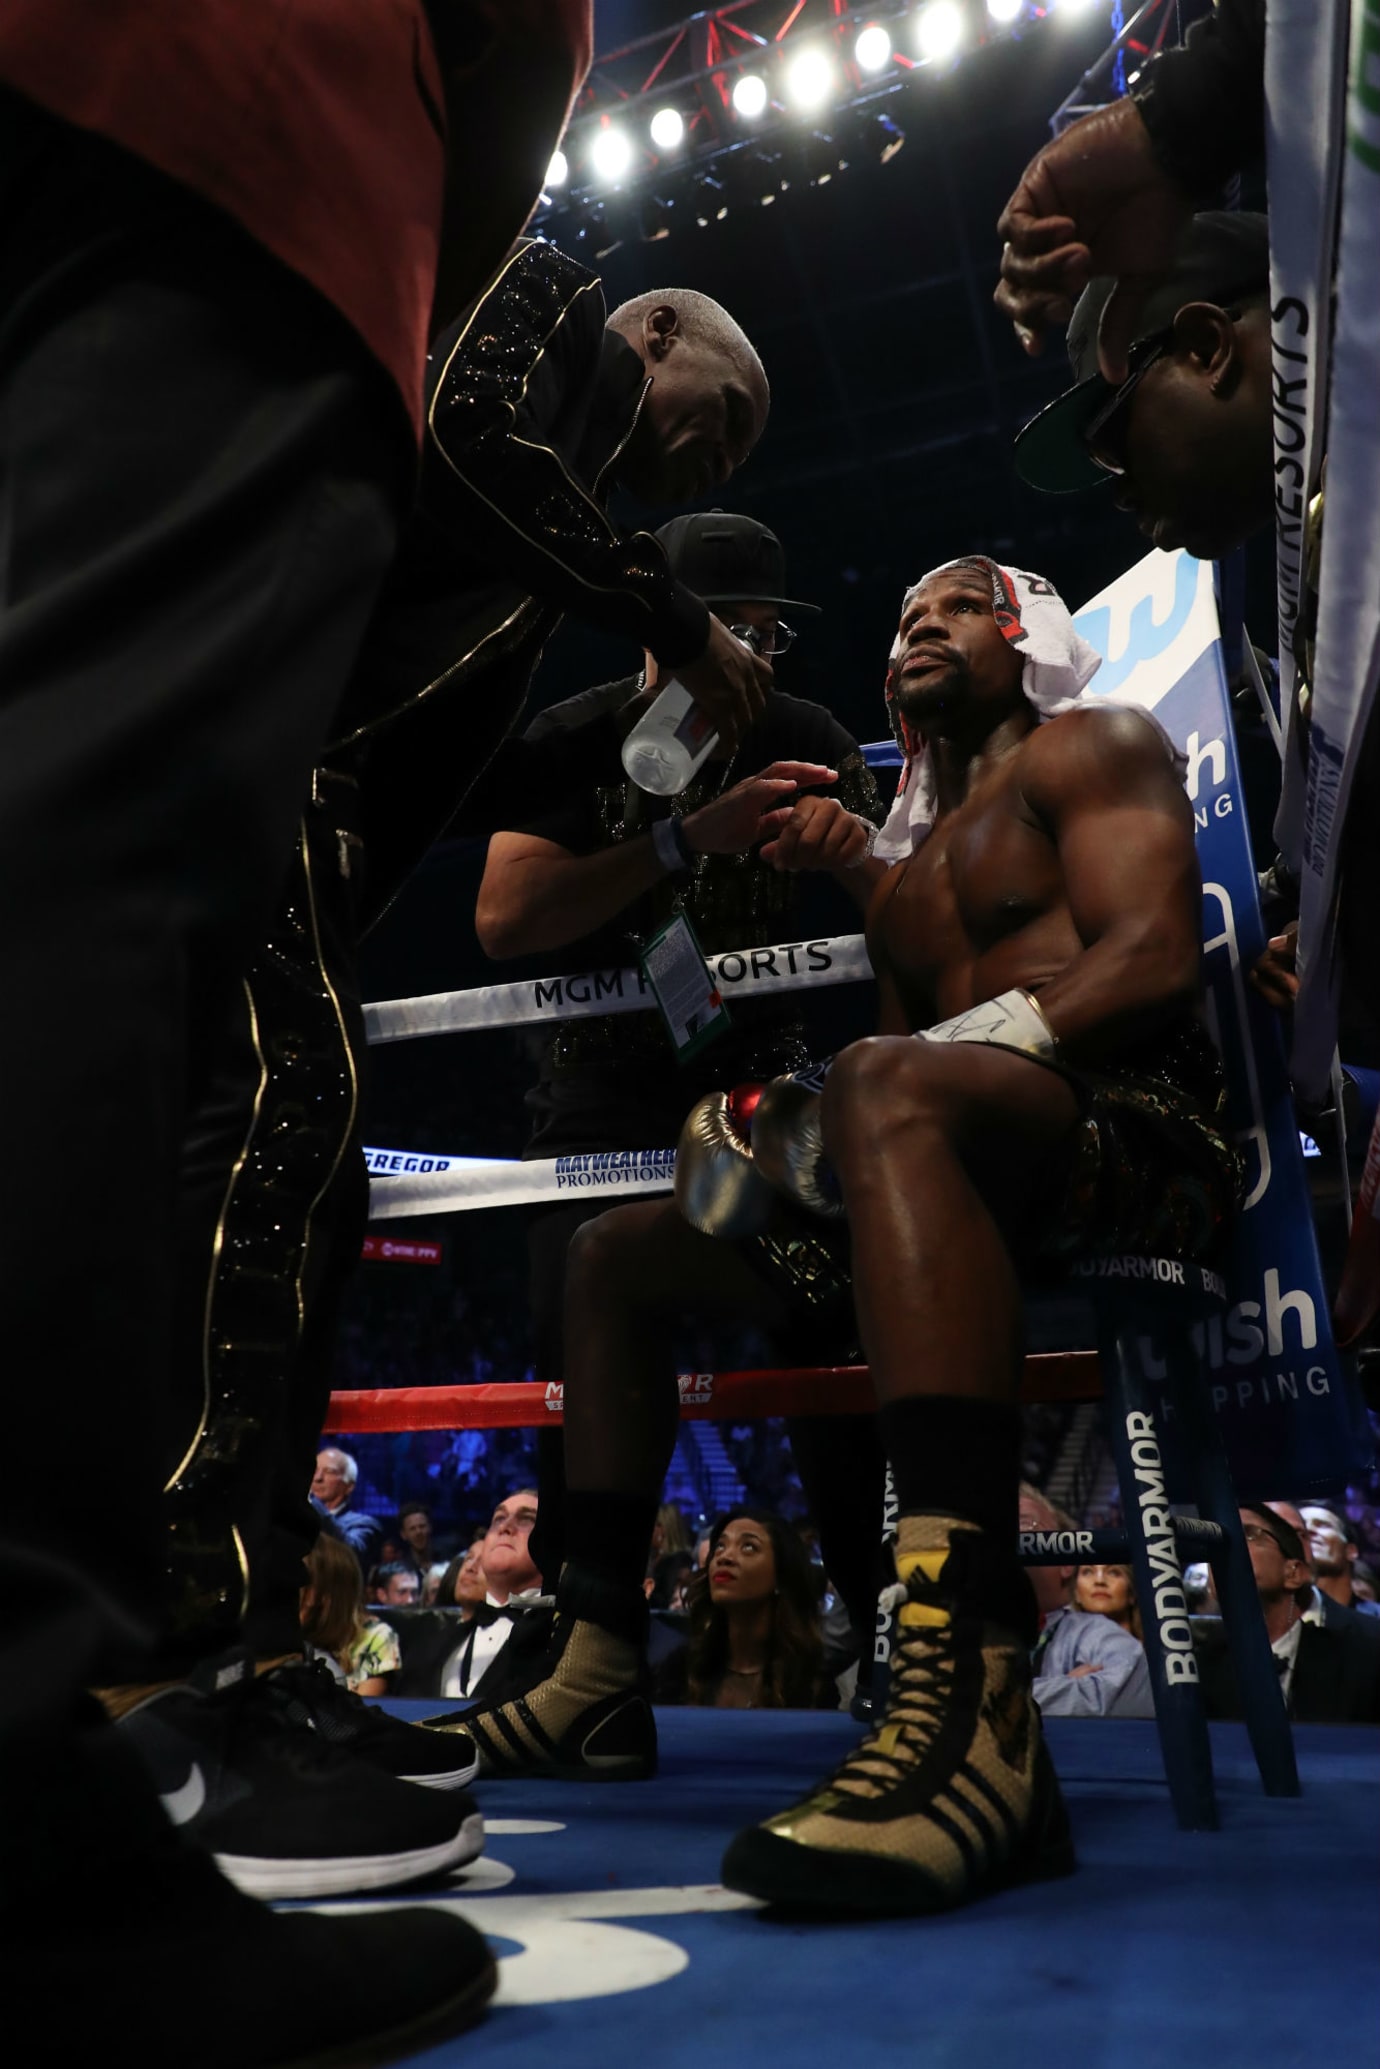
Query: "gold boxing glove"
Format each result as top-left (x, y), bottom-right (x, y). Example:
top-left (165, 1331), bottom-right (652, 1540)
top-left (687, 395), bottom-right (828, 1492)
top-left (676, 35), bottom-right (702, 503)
top-left (749, 1058), bottom-right (844, 1220)
top-left (675, 1083), bottom-right (779, 1239)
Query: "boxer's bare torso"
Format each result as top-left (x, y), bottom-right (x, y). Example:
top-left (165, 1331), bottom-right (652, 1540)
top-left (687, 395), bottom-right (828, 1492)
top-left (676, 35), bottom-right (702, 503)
top-left (865, 705), bottom-right (1200, 1056)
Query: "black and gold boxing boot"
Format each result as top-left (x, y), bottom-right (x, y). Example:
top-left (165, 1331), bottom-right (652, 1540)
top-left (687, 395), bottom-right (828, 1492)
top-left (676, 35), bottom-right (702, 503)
top-left (423, 1564), bottom-right (656, 1782)
top-left (721, 1515), bottom-right (1074, 1913)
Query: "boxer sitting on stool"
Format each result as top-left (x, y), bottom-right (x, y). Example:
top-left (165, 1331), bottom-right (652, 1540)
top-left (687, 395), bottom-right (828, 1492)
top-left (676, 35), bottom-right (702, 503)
top-left (432, 556), bottom-right (1242, 1918)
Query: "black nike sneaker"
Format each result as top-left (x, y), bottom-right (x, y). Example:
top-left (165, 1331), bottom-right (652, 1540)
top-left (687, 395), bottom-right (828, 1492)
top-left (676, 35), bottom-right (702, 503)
top-left (263, 1656), bottom-right (479, 1788)
top-left (119, 1649), bottom-right (483, 1899)
top-left (722, 1516), bottom-right (1075, 1914)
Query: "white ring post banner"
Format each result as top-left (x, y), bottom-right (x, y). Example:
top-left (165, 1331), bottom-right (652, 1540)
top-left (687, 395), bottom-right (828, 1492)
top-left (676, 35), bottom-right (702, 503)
top-left (1292, 0), bottom-right (1380, 1104)
top-left (1266, 0), bottom-right (1349, 870)
top-left (363, 934), bottom-right (873, 1044)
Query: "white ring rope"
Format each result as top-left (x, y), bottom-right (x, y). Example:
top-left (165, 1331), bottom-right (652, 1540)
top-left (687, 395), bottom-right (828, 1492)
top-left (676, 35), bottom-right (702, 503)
top-left (367, 1146), bottom-right (677, 1220)
top-left (363, 930), bottom-right (872, 1045)
top-left (362, 742), bottom-right (904, 1216)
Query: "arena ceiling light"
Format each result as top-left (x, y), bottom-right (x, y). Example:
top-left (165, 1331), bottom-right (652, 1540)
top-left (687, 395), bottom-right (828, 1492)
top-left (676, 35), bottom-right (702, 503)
top-left (854, 23), bottom-right (893, 73)
top-left (732, 71), bottom-right (770, 118)
top-left (914, 0), bottom-right (966, 62)
top-left (589, 125), bottom-right (634, 184)
top-left (785, 47), bottom-right (836, 111)
top-left (544, 148), bottom-right (569, 189)
top-left (649, 106), bottom-right (685, 150)
top-left (986, 0), bottom-right (1025, 21)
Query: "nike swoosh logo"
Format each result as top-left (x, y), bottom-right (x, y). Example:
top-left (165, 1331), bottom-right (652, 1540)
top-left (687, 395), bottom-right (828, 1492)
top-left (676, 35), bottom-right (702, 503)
top-left (160, 1764), bottom-right (206, 1827)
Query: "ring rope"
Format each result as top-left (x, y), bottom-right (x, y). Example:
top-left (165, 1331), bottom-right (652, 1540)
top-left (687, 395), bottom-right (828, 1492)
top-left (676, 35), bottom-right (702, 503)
top-left (363, 931), bottom-right (873, 1045)
top-left (367, 1145), bottom-right (676, 1219)
top-left (323, 1352), bottom-right (1102, 1433)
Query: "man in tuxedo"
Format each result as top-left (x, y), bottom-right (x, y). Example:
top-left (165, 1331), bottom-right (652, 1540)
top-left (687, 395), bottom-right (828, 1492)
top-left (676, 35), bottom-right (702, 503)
top-left (1196, 1505), bottom-right (1380, 1724)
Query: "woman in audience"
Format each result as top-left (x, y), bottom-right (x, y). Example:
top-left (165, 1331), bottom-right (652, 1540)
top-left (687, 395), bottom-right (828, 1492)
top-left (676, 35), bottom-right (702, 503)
top-left (434, 1534), bottom-right (489, 1616)
top-left (299, 1531), bottom-right (402, 1696)
top-left (657, 1507), bottom-right (826, 1709)
top-left (1072, 1561), bottom-right (1143, 1642)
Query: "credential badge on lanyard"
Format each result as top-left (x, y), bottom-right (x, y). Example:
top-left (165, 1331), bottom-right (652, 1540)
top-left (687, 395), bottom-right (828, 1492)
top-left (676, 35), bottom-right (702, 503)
top-left (638, 910), bottom-right (731, 1062)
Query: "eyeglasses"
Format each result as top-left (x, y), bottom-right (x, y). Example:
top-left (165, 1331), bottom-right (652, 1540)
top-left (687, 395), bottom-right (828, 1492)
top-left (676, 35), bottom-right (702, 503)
top-left (1080, 329), bottom-right (1174, 477)
top-left (729, 619), bottom-right (798, 659)
top-left (1242, 1524), bottom-right (1287, 1549)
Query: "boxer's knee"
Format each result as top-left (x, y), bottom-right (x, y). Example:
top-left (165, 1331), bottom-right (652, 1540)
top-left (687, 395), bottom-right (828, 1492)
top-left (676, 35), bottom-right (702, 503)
top-left (822, 1037), bottom-right (959, 1161)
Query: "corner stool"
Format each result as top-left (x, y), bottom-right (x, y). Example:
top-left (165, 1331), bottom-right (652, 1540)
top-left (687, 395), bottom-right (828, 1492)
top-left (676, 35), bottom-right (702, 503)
top-left (1019, 1251), bottom-right (1301, 1830)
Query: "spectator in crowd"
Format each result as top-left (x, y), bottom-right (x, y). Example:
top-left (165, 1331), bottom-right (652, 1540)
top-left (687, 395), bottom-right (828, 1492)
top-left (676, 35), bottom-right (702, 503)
top-left (649, 1551), bottom-right (695, 1614)
top-left (371, 1561), bottom-right (422, 1610)
top-left (656, 1509), bottom-right (828, 1710)
top-left (435, 1538), bottom-right (490, 1618)
top-left (310, 1447), bottom-right (384, 1568)
top-left (1354, 1560), bottom-right (1378, 1607)
top-left (1196, 1506), bottom-right (1380, 1723)
top-left (1020, 1488), bottom-right (1152, 1720)
top-left (398, 1502), bottom-right (451, 1598)
top-left (430, 1493), bottom-right (546, 1703)
top-left (1072, 1562), bottom-right (1143, 1642)
top-left (301, 1534), bottom-right (402, 1698)
top-left (476, 508), bottom-right (888, 1652)
top-left (1300, 1504), bottom-right (1380, 1621)
top-left (649, 1503), bottom-right (692, 1571)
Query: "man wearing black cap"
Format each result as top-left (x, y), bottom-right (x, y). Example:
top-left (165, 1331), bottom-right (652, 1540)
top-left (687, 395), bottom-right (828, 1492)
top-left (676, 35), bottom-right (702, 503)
top-left (474, 508), bottom-right (885, 1636)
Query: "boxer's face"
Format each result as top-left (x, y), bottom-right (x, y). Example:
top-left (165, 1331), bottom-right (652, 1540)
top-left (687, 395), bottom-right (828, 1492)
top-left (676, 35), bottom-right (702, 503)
top-left (889, 568), bottom-right (1025, 739)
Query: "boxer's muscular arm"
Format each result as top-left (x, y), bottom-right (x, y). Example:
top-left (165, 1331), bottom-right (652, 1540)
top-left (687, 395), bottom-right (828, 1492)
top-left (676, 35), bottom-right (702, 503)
top-left (1020, 709), bottom-right (1201, 1062)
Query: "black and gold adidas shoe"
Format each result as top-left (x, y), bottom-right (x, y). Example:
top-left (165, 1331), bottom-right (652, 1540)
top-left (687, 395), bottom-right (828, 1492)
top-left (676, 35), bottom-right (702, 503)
top-left (422, 1566), bottom-right (657, 1783)
top-left (721, 1516), bottom-right (1074, 1914)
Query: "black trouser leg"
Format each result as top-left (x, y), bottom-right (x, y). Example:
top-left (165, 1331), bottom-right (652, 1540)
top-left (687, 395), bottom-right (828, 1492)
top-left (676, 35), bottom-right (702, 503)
top-left (784, 1413), bottom-right (888, 1647)
top-left (525, 1202), bottom-right (612, 1585)
top-left (0, 102), bottom-right (407, 1669)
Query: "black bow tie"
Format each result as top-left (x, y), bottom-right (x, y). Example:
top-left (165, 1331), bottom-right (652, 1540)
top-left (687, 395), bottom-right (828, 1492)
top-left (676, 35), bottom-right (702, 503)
top-left (466, 1603), bottom-right (512, 1630)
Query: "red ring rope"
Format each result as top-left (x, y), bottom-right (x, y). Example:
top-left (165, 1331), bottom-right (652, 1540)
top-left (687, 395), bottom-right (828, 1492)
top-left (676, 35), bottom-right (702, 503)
top-left (324, 1351), bottom-right (1101, 1432)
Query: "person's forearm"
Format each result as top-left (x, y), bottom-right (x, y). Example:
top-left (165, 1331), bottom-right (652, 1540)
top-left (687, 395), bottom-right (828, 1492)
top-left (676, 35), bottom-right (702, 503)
top-left (1030, 922), bottom-right (1200, 1063)
top-left (829, 855), bottom-right (890, 910)
top-left (476, 839), bottom-right (673, 959)
top-left (1133, 0), bottom-right (1265, 197)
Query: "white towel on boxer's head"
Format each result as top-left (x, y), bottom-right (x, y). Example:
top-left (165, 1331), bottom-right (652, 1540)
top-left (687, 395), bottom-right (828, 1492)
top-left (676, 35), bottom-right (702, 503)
top-left (873, 556), bottom-right (1181, 863)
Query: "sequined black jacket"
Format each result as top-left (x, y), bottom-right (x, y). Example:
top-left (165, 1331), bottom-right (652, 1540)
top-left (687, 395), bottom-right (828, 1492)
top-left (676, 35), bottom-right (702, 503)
top-left (327, 239), bottom-right (711, 924)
